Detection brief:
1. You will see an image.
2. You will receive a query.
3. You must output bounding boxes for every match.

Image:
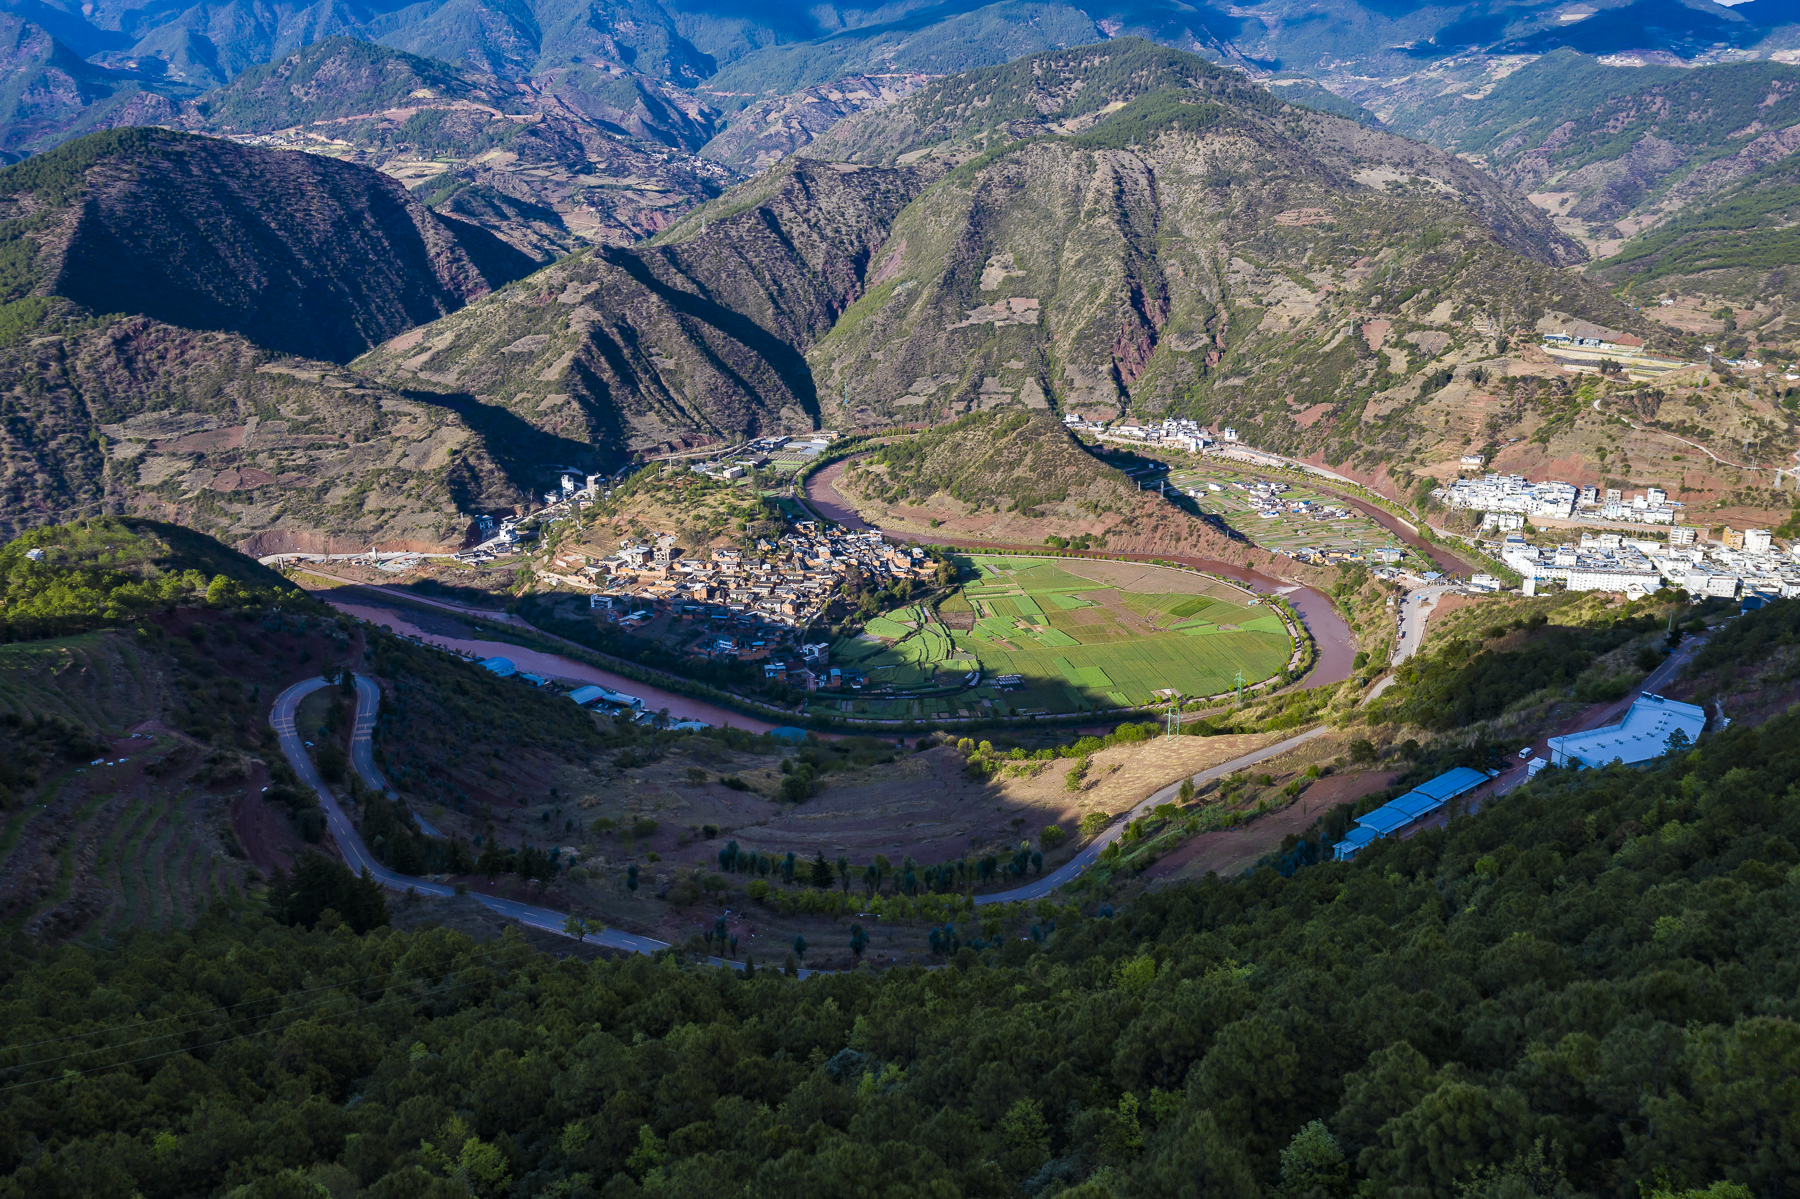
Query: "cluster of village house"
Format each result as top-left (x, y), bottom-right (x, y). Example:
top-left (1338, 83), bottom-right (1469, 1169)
top-left (1442, 473), bottom-right (1687, 527)
top-left (527, 522), bottom-right (937, 687)
top-left (1428, 469), bottom-right (1800, 597)
top-left (1072, 415), bottom-right (1238, 452)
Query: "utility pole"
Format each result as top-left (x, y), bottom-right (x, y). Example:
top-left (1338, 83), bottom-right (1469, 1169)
top-left (1233, 668), bottom-right (1245, 707)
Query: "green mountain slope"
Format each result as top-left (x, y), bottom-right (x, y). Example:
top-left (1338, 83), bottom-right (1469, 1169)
top-left (4, 596), bottom-right (1800, 1194)
top-left (1596, 151), bottom-right (1800, 292)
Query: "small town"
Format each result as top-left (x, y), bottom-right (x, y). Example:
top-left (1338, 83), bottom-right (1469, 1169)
top-left (545, 524), bottom-right (934, 622)
top-left (1440, 472), bottom-right (1686, 526)
top-left (1497, 527), bottom-right (1800, 599)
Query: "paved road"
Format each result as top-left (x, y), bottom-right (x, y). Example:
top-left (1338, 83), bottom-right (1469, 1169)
top-left (1394, 584), bottom-right (1452, 666)
top-left (274, 676), bottom-right (1338, 946)
top-left (974, 725), bottom-right (1332, 903)
top-left (346, 674), bottom-right (444, 837)
top-left (272, 676), bottom-right (669, 958)
top-left (1359, 583), bottom-right (1451, 707)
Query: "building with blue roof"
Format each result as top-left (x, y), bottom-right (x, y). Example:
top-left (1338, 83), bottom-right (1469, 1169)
top-left (1333, 765), bottom-right (1495, 860)
top-left (479, 656), bottom-right (516, 678)
top-left (568, 684), bottom-right (645, 710)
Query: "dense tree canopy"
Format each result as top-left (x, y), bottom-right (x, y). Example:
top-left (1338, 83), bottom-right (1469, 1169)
top-left (1, 692), bottom-right (1795, 1197)
top-left (0, 518), bottom-right (301, 642)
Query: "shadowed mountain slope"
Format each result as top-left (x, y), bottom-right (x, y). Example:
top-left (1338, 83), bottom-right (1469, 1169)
top-left (1, 127), bottom-right (535, 362)
top-left (355, 156), bottom-right (925, 458)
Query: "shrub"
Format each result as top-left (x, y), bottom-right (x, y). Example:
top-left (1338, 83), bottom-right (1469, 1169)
top-left (1040, 824), bottom-right (1066, 848)
top-left (1079, 811), bottom-right (1110, 837)
top-left (746, 878), bottom-right (770, 902)
top-left (631, 818), bottom-right (659, 838)
top-left (316, 741), bottom-right (347, 783)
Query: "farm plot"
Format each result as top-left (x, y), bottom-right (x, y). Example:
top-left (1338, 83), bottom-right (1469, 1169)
top-left (828, 557), bottom-right (1291, 717)
top-left (1167, 466), bottom-right (1407, 564)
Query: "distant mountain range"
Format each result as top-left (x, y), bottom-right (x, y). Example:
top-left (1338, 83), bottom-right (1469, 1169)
top-left (1, 39), bottom-right (1665, 556)
top-left (13, 0), bottom-right (1800, 104)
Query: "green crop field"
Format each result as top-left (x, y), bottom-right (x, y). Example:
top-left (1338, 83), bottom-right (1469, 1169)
top-left (1167, 465), bottom-right (1408, 565)
top-left (824, 557), bottom-right (1291, 718)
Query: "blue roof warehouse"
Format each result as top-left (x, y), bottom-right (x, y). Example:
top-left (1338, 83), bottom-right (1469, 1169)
top-left (1334, 766), bottom-right (1494, 861)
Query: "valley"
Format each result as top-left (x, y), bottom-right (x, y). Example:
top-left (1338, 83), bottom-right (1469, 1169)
top-left (7, 16), bottom-right (1800, 1199)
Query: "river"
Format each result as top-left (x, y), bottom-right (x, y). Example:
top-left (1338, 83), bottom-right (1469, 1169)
top-left (322, 594), bottom-right (789, 733)
top-left (803, 461), bottom-right (1359, 687)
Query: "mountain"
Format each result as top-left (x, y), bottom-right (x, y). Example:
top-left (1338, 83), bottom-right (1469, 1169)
top-left (0, 14), bottom-right (193, 158)
top-left (1375, 50), bottom-right (1800, 259)
top-left (0, 128), bottom-right (535, 548)
top-left (698, 72), bottom-right (931, 174)
top-left (354, 155), bottom-right (924, 459)
top-left (0, 126), bottom-right (533, 362)
top-left (15, 0), bottom-right (1800, 144)
top-left (0, 39), bottom-right (1737, 555)
top-left (793, 40), bottom-right (1615, 452)
top-left (183, 38), bottom-right (734, 255)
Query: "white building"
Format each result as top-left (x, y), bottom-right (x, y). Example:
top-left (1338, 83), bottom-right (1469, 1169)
top-left (1547, 694), bottom-right (1706, 769)
top-left (1745, 529), bottom-right (1773, 553)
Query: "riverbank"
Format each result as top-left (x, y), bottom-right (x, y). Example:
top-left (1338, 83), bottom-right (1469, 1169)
top-left (803, 461), bottom-right (1358, 689)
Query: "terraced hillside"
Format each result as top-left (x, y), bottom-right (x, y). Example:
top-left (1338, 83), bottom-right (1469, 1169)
top-left (0, 519), bottom-right (353, 941)
top-left (0, 129), bottom-right (535, 549)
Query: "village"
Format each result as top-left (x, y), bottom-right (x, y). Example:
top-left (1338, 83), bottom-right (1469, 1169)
top-left (1440, 472), bottom-right (1687, 527)
top-left (532, 520), bottom-right (940, 692)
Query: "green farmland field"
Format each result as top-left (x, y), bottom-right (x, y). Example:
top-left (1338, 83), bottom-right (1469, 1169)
top-left (827, 557), bottom-right (1291, 717)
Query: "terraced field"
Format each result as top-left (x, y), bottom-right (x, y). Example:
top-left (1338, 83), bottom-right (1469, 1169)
top-left (0, 632), bottom-right (257, 942)
top-left (825, 558), bottom-right (1292, 718)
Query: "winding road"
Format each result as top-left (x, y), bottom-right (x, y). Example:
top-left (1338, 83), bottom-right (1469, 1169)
top-left (272, 675), bottom-right (1334, 953)
top-left (272, 675), bottom-right (668, 958)
top-left (973, 725), bottom-right (1331, 903)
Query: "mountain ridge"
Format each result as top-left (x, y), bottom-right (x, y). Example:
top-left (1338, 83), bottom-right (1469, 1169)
top-left (0, 126), bottom-right (535, 362)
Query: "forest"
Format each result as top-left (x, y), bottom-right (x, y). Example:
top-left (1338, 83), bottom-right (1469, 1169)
top-left (1, 674), bottom-right (1793, 1197)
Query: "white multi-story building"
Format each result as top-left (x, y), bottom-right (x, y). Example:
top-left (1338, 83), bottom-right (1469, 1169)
top-left (1503, 539), bottom-right (1663, 593)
